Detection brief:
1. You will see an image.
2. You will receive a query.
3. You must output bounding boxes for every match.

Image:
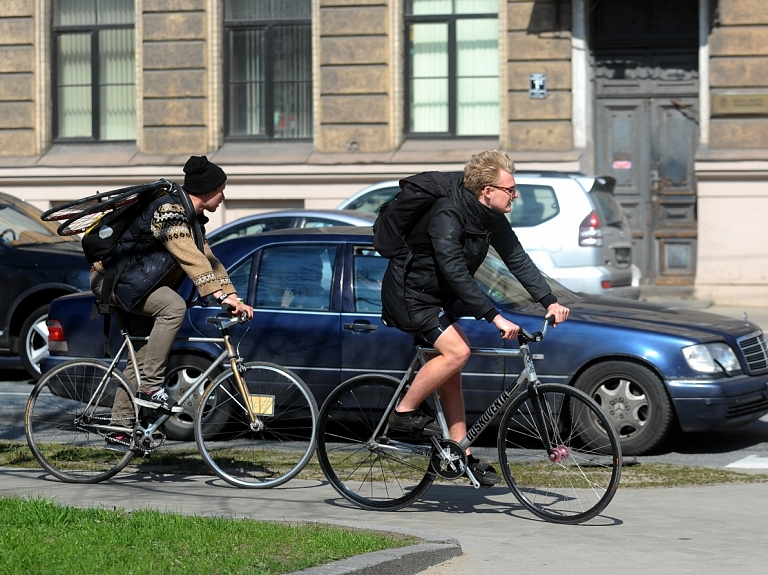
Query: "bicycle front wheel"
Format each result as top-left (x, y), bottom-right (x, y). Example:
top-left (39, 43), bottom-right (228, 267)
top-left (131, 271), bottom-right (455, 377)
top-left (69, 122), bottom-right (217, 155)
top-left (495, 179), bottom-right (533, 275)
top-left (316, 374), bottom-right (434, 511)
top-left (498, 383), bottom-right (622, 524)
top-left (195, 362), bottom-right (317, 488)
top-left (25, 360), bottom-right (136, 483)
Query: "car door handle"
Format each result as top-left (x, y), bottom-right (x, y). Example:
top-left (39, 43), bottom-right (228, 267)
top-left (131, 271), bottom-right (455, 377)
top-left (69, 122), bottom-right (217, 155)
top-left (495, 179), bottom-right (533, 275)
top-left (343, 321), bottom-right (379, 332)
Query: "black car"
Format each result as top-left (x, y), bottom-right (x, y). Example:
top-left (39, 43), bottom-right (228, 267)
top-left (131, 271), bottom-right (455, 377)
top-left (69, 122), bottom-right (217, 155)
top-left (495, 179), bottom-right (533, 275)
top-left (43, 227), bottom-right (768, 455)
top-left (0, 191), bottom-right (90, 378)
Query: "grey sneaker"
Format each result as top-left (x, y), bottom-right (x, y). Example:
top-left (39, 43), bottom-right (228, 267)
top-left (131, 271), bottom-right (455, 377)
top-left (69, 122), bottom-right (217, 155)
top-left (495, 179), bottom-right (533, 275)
top-left (387, 409), bottom-right (442, 437)
top-left (135, 389), bottom-right (183, 414)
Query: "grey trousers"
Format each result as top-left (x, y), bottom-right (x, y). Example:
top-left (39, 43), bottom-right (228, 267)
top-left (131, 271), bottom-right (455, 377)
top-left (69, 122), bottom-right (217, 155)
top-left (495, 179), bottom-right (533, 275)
top-left (90, 271), bottom-right (186, 425)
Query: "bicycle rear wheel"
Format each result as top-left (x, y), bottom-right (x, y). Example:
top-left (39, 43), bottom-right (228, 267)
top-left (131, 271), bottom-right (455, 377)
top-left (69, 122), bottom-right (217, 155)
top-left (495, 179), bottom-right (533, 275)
top-left (195, 362), bottom-right (317, 488)
top-left (25, 360), bottom-right (136, 483)
top-left (498, 383), bottom-right (622, 524)
top-left (316, 374), bottom-right (434, 511)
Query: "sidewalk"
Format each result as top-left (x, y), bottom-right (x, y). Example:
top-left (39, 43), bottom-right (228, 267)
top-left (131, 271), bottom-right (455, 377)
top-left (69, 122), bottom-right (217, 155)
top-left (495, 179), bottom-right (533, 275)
top-left (4, 294), bottom-right (768, 574)
top-left (2, 468), bottom-right (768, 575)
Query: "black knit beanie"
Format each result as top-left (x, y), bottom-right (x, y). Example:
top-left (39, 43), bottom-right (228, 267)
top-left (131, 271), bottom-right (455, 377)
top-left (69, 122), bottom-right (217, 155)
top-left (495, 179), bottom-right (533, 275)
top-left (183, 155), bottom-right (227, 195)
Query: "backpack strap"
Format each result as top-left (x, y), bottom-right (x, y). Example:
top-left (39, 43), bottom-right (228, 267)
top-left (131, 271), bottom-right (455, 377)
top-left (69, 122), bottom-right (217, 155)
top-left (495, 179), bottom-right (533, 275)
top-left (169, 182), bottom-right (205, 306)
top-left (171, 182), bottom-right (205, 252)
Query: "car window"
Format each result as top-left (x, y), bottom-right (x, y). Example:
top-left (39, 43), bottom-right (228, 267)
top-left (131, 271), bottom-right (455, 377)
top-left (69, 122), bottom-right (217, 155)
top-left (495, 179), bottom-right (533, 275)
top-left (226, 256), bottom-right (254, 296)
top-left (344, 187), bottom-right (399, 212)
top-left (255, 244), bottom-right (336, 311)
top-left (353, 247), bottom-right (387, 312)
top-left (210, 216), bottom-right (297, 246)
top-left (304, 217), bottom-right (356, 229)
top-left (589, 190), bottom-right (625, 226)
top-left (0, 201), bottom-right (68, 246)
top-left (508, 184), bottom-right (559, 227)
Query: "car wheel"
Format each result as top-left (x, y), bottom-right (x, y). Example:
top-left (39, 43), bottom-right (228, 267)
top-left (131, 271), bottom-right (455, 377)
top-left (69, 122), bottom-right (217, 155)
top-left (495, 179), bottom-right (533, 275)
top-left (20, 304), bottom-right (50, 381)
top-left (573, 361), bottom-right (673, 456)
top-left (163, 354), bottom-right (225, 441)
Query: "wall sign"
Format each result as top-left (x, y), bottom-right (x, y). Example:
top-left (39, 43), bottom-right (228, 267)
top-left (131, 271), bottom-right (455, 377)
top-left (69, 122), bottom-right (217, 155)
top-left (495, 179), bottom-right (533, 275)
top-left (711, 94), bottom-right (768, 116)
top-left (529, 73), bottom-right (547, 99)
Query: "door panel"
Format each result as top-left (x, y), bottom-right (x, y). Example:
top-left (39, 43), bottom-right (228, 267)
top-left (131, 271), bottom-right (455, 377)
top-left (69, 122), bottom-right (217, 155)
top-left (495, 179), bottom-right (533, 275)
top-left (594, 61), bottom-right (698, 284)
top-left (595, 98), bottom-right (651, 282)
top-left (651, 98), bottom-right (698, 283)
top-left (591, 0), bottom-right (699, 286)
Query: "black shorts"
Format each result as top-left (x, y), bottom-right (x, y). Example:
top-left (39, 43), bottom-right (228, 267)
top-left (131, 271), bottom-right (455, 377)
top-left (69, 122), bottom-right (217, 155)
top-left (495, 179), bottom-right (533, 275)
top-left (414, 308), bottom-right (457, 346)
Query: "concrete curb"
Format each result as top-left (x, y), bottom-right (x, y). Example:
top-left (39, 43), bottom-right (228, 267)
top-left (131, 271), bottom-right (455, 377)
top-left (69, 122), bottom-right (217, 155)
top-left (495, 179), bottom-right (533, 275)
top-left (232, 518), bottom-right (460, 575)
top-left (290, 540), bottom-right (461, 575)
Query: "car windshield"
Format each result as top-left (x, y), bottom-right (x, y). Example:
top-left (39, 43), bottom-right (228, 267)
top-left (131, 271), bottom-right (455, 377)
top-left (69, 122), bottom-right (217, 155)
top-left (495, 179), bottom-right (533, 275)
top-left (0, 199), bottom-right (74, 246)
top-left (475, 249), bottom-right (577, 307)
top-left (344, 187), bottom-right (399, 212)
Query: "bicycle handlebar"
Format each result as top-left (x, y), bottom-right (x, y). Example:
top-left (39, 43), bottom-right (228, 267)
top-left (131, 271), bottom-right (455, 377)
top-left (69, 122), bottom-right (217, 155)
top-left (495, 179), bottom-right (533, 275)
top-left (501, 315), bottom-right (556, 344)
top-left (204, 303), bottom-right (250, 329)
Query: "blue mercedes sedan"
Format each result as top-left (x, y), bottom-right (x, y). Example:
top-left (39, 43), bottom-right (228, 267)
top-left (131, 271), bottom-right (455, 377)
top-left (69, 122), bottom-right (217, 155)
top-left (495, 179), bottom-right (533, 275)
top-left (43, 227), bottom-right (768, 455)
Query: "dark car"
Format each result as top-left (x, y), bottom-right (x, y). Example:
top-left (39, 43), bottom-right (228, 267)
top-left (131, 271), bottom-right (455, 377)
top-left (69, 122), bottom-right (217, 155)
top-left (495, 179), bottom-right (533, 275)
top-left (44, 227), bottom-right (768, 455)
top-left (0, 191), bottom-right (90, 379)
top-left (208, 209), bottom-right (376, 247)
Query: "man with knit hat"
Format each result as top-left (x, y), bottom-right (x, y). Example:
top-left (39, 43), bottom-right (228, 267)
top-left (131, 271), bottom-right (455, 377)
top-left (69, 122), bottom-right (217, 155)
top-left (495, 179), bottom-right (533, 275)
top-left (90, 156), bottom-right (253, 449)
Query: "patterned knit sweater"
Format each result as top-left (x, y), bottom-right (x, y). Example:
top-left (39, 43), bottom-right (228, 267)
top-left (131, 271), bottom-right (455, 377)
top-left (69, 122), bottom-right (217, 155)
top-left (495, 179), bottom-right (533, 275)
top-left (95, 203), bottom-right (234, 298)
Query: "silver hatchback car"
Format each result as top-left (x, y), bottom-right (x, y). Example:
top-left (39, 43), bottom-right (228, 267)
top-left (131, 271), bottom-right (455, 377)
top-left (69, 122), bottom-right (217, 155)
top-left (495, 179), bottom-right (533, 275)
top-left (338, 172), bottom-right (638, 297)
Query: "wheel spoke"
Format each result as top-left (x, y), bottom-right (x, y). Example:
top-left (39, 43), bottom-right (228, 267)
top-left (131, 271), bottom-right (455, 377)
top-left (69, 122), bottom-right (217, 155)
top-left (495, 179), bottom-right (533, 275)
top-left (316, 375), bottom-right (434, 511)
top-left (195, 362), bottom-right (317, 488)
top-left (499, 384), bottom-right (622, 524)
top-left (25, 360), bottom-right (135, 483)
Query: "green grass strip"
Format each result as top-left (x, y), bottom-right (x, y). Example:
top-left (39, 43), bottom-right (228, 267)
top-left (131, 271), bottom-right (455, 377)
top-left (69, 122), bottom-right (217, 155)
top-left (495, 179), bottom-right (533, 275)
top-left (4, 440), bottom-right (767, 488)
top-left (0, 496), bottom-right (414, 575)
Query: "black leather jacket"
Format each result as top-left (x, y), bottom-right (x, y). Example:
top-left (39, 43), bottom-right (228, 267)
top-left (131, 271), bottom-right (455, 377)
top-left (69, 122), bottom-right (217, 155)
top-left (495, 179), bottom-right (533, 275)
top-left (381, 172), bottom-right (555, 333)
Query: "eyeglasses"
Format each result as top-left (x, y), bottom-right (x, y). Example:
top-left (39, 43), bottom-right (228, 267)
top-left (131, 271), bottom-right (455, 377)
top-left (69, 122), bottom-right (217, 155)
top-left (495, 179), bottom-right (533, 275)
top-left (490, 184), bottom-right (517, 196)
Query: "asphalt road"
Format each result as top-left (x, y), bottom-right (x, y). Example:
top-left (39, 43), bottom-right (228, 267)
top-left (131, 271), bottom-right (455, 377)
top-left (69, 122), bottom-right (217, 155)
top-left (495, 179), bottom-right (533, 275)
top-left (2, 366), bottom-right (768, 471)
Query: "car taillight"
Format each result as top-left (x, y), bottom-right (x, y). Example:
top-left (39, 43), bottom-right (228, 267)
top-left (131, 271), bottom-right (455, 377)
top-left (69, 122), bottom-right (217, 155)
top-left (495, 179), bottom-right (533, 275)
top-left (579, 211), bottom-right (603, 247)
top-left (47, 319), bottom-right (68, 353)
top-left (47, 320), bottom-right (65, 341)
top-left (601, 280), bottom-right (612, 289)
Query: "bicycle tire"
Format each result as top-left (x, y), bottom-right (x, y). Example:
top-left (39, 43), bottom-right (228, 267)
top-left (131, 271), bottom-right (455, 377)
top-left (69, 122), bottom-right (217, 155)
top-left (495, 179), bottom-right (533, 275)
top-left (194, 361), bottom-right (318, 488)
top-left (41, 181), bottom-right (167, 225)
top-left (497, 383), bottom-right (622, 524)
top-left (25, 360), bottom-right (136, 483)
top-left (316, 374), bottom-right (434, 511)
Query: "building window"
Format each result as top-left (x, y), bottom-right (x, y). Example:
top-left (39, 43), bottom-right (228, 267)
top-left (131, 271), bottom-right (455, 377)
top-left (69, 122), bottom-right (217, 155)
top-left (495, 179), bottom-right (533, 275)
top-left (224, 0), bottom-right (312, 140)
top-left (405, 0), bottom-right (499, 137)
top-left (52, 0), bottom-right (135, 141)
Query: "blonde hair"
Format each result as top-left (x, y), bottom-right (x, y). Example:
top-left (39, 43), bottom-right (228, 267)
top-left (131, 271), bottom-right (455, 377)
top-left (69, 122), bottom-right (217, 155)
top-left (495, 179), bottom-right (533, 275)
top-left (463, 150), bottom-right (515, 197)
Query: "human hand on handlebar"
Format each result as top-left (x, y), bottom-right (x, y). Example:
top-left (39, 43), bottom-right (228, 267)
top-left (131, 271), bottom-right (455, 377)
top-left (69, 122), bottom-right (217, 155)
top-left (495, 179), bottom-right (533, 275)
top-left (545, 302), bottom-right (569, 326)
top-left (220, 294), bottom-right (254, 320)
top-left (493, 314), bottom-right (520, 340)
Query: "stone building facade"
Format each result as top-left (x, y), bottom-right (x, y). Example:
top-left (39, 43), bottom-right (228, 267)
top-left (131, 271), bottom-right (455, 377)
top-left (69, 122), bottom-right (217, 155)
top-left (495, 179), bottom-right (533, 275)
top-left (0, 0), bottom-right (766, 305)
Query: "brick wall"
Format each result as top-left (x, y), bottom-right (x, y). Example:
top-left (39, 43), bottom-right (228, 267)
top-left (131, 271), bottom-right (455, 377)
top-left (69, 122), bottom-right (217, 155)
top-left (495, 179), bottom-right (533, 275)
top-left (316, 0), bottom-right (391, 153)
top-left (708, 0), bottom-right (768, 149)
top-left (504, 0), bottom-right (572, 152)
top-left (0, 0), bottom-right (36, 156)
top-left (141, 0), bottom-right (210, 155)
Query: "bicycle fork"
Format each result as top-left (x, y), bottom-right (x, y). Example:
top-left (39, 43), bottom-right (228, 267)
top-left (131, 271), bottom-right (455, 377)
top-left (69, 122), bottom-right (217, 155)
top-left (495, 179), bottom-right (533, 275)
top-left (523, 351), bottom-right (569, 464)
top-left (223, 336), bottom-right (264, 431)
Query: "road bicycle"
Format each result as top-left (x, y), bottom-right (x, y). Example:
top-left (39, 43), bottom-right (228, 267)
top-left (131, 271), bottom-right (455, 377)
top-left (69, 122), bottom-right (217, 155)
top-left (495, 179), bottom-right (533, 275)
top-left (25, 311), bottom-right (318, 488)
top-left (316, 317), bottom-right (622, 524)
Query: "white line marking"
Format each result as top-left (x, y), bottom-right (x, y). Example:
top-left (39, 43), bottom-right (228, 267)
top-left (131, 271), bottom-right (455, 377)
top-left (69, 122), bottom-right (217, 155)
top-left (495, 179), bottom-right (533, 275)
top-left (726, 455), bottom-right (768, 469)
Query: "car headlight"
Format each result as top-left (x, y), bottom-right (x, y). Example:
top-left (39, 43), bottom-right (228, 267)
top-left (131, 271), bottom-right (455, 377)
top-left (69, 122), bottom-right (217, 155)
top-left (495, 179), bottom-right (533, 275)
top-left (682, 343), bottom-right (740, 375)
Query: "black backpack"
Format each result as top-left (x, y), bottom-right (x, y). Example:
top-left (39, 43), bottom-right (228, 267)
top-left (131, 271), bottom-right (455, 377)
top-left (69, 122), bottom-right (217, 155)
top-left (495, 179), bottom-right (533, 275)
top-left (42, 179), bottom-right (204, 305)
top-left (42, 180), bottom-right (174, 263)
top-left (372, 171), bottom-right (452, 258)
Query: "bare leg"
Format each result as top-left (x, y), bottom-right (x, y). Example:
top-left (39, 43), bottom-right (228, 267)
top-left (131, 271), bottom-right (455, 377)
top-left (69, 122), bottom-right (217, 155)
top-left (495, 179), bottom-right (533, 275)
top-left (396, 324), bottom-right (471, 445)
